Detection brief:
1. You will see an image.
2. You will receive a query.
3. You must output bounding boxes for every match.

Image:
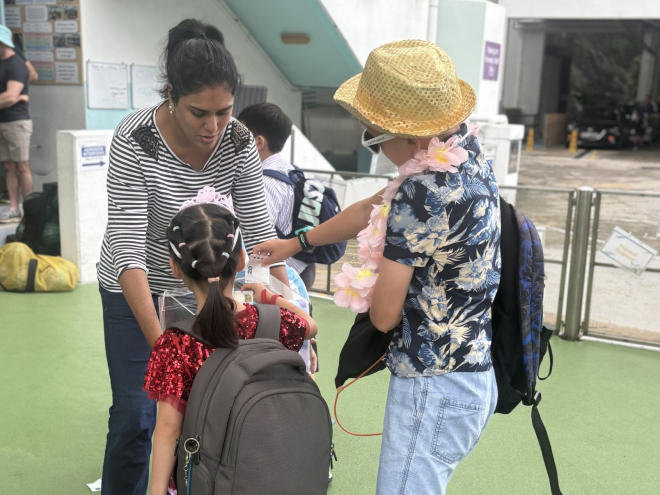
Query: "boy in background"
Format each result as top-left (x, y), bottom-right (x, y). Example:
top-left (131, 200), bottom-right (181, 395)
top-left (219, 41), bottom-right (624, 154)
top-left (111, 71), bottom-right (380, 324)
top-left (238, 103), bottom-right (316, 290)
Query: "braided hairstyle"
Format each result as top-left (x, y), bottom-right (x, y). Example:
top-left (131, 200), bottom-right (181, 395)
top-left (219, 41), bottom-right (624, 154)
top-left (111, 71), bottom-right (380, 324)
top-left (167, 203), bottom-right (242, 348)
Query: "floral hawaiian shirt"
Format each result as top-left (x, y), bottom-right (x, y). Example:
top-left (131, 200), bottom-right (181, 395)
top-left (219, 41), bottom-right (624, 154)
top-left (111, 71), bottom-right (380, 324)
top-left (383, 125), bottom-right (501, 377)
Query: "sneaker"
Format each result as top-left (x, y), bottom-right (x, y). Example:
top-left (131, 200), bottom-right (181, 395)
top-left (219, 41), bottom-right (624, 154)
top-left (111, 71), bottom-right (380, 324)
top-left (0, 191), bottom-right (9, 204)
top-left (0, 207), bottom-right (21, 223)
top-left (328, 472), bottom-right (333, 484)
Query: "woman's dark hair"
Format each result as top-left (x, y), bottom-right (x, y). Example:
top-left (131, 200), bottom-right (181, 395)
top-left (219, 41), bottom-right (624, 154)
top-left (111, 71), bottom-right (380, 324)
top-left (167, 203), bottom-right (242, 349)
top-left (238, 103), bottom-right (292, 153)
top-left (160, 19), bottom-right (242, 101)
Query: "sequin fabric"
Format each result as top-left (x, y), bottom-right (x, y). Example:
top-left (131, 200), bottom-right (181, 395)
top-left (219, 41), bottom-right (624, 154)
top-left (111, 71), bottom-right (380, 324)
top-left (143, 305), bottom-right (307, 413)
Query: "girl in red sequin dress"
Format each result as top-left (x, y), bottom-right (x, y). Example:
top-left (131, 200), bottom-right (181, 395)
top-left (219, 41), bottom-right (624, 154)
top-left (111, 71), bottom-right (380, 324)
top-left (143, 202), bottom-right (317, 495)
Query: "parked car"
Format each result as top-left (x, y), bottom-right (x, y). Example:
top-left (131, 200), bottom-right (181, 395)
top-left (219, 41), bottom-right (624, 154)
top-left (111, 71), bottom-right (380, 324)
top-left (566, 106), bottom-right (633, 149)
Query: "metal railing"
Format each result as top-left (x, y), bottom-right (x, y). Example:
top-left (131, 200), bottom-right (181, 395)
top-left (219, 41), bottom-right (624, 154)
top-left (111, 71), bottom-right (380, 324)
top-left (300, 171), bottom-right (659, 347)
top-left (306, 181), bottom-right (576, 335)
top-left (579, 188), bottom-right (660, 347)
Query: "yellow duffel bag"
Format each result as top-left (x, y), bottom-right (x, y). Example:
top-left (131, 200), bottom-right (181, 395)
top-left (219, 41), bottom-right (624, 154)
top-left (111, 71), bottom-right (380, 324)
top-left (0, 242), bottom-right (79, 292)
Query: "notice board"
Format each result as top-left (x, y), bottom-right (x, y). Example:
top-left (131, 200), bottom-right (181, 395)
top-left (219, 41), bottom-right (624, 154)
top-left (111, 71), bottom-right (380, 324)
top-left (4, 0), bottom-right (83, 85)
top-left (87, 62), bottom-right (128, 110)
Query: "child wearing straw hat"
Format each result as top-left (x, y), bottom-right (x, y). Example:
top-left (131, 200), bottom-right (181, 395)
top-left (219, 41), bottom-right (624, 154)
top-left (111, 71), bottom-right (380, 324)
top-left (255, 40), bottom-right (500, 494)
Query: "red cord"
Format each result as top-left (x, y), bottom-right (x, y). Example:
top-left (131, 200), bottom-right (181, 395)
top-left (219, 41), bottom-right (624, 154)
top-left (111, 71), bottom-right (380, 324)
top-left (334, 353), bottom-right (387, 437)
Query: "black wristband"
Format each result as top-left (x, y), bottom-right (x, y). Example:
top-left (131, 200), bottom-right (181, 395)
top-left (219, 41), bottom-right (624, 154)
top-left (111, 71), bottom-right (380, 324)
top-left (298, 231), bottom-right (314, 252)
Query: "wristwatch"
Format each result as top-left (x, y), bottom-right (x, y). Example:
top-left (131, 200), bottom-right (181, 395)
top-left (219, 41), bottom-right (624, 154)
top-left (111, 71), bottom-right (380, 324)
top-left (297, 231), bottom-right (314, 252)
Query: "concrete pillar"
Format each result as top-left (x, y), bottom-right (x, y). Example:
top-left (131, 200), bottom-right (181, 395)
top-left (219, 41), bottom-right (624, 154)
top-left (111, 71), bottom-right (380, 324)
top-left (501, 21), bottom-right (546, 116)
top-left (436, 0), bottom-right (506, 116)
top-left (637, 29), bottom-right (659, 102)
top-left (57, 130), bottom-right (113, 284)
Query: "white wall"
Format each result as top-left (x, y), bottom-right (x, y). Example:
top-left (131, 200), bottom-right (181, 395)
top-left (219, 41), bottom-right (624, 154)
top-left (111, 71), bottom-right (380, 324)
top-left (499, 0), bottom-right (660, 19)
top-left (29, 85), bottom-right (86, 191)
top-left (321, 0), bottom-right (429, 65)
top-left (80, 0), bottom-right (302, 125)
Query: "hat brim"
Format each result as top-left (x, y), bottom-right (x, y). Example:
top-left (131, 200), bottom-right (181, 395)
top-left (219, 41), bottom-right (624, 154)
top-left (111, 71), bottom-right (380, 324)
top-left (334, 72), bottom-right (476, 138)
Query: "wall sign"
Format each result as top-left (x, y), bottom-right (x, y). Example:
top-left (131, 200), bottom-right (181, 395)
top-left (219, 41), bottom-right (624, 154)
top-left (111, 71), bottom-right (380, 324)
top-left (131, 65), bottom-right (161, 109)
top-left (5, 0), bottom-right (82, 85)
top-left (87, 62), bottom-right (129, 110)
top-left (79, 142), bottom-right (109, 171)
top-left (482, 41), bottom-right (501, 81)
top-left (600, 226), bottom-right (657, 275)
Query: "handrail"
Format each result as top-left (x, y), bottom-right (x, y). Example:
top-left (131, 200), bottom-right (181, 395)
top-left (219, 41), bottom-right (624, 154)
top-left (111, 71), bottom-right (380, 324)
top-left (299, 168), bottom-right (394, 181)
top-left (596, 189), bottom-right (660, 198)
top-left (499, 184), bottom-right (575, 193)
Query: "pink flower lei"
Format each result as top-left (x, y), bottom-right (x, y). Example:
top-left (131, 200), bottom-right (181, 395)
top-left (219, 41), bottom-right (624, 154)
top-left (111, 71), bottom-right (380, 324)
top-left (333, 123), bottom-right (478, 313)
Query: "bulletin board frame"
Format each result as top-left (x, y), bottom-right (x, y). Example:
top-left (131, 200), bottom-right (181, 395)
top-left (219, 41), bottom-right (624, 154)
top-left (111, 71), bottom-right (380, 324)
top-left (4, 0), bottom-right (83, 85)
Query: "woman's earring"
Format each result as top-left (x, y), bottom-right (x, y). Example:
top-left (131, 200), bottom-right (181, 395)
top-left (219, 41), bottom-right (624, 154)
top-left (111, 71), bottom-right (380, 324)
top-left (168, 101), bottom-right (175, 114)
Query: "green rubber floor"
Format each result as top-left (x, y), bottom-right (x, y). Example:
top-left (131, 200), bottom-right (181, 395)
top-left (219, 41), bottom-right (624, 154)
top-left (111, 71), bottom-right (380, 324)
top-left (2, 284), bottom-right (660, 494)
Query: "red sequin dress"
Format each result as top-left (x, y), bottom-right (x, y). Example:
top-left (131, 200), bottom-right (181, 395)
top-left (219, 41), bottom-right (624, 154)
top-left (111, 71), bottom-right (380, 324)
top-left (143, 304), bottom-right (308, 415)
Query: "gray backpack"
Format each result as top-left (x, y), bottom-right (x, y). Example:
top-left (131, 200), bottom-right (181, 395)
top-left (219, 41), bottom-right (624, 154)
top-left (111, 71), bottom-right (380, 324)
top-left (170, 303), bottom-right (333, 495)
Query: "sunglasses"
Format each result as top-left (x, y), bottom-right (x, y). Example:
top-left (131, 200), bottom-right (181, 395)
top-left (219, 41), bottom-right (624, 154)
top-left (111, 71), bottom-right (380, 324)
top-left (361, 129), bottom-right (396, 154)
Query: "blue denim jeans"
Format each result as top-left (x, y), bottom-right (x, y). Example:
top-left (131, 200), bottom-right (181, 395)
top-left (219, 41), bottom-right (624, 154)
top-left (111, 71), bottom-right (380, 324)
top-left (100, 286), bottom-right (159, 495)
top-left (376, 368), bottom-right (497, 495)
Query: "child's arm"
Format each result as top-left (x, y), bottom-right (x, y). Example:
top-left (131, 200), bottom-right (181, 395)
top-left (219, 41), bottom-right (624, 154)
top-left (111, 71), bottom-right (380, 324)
top-left (150, 402), bottom-right (183, 495)
top-left (242, 283), bottom-right (318, 338)
top-left (370, 258), bottom-right (415, 332)
top-left (254, 188), bottom-right (386, 266)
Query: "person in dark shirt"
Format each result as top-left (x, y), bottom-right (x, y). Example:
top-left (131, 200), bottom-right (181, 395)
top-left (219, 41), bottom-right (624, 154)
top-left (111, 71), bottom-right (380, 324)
top-left (14, 46), bottom-right (40, 83)
top-left (0, 25), bottom-right (32, 223)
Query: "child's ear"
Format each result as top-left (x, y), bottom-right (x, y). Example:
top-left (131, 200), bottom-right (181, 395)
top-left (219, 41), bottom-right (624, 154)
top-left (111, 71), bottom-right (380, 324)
top-left (237, 249), bottom-right (247, 273)
top-left (406, 137), bottom-right (422, 154)
top-left (254, 135), bottom-right (266, 152)
top-left (170, 257), bottom-right (184, 280)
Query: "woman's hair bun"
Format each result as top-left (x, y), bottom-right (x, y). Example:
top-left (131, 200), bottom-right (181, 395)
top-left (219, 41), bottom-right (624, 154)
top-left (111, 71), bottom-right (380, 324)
top-left (160, 18), bottom-right (241, 100)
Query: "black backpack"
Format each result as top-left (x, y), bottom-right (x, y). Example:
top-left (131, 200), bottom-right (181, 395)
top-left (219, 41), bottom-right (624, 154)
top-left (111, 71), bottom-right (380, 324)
top-left (263, 166), bottom-right (347, 265)
top-left (491, 197), bottom-right (562, 495)
top-left (335, 197), bottom-right (562, 494)
top-left (171, 303), bottom-right (334, 495)
top-left (12, 182), bottom-right (60, 255)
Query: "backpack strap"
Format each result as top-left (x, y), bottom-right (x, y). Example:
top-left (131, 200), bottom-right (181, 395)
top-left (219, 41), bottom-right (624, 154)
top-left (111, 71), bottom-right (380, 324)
top-left (263, 169), bottom-right (296, 187)
top-left (25, 259), bottom-right (38, 292)
top-left (0, 258), bottom-right (38, 293)
top-left (253, 303), bottom-right (282, 341)
top-left (531, 400), bottom-right (563, 495)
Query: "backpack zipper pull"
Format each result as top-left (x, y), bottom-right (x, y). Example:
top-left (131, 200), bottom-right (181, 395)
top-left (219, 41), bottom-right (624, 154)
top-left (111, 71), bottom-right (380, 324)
top-left (330, 443), bottom-right (338, 469)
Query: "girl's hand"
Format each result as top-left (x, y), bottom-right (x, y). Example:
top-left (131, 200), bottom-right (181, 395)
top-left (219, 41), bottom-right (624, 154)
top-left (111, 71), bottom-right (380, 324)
top-left (241, 282), bottom-right (273, 303)
top-left (253, 238), bottom-right (300, 266)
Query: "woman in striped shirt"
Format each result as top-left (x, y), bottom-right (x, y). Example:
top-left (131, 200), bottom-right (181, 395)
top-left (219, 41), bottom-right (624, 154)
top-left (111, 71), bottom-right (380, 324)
top-left (97, 19), bottom-right (287, 494)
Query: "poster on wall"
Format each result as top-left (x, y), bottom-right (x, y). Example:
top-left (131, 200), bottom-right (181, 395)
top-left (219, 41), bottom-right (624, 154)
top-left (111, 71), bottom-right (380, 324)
top-left (87, 62), bottom-right (128, 110)
top-left (131, 65), bottom-right (161, 109)
top-left (4, 0), bottom-right (82, 85)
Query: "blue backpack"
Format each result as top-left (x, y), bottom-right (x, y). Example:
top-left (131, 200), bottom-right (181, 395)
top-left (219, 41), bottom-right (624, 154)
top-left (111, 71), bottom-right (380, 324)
top-left (263, 167), bottom-right (347, 265)
top-left (492, 197), bottom-right (562, 495)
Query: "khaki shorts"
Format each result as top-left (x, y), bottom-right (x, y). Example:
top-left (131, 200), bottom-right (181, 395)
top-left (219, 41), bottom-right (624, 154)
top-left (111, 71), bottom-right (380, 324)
top-left (0, 119), bottom-right (32, 162)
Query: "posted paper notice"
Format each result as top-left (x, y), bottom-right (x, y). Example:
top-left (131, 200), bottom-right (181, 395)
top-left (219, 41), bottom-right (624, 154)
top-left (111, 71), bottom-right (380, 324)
top-left (5, 7), bottom-right (21, 28)
top-left (56, 62), bottom-right (79, 84)
top-left (600, 227), bottom-right (657, 275)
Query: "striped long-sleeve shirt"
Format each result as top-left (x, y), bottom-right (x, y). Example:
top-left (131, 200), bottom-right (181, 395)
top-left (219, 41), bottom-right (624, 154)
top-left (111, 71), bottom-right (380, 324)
top-left (97, 103), bottom-right (281, 294)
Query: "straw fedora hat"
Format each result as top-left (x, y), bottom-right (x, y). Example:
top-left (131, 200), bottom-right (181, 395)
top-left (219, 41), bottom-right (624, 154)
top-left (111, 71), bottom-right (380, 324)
top-left (334, 40), bottom-right (476, 138)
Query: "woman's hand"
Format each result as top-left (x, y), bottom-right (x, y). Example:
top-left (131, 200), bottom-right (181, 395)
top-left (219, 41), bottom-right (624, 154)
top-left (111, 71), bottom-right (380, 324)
top-left (18, 94), bottom-right (29, 103)
top-left (241, 282), bottom-right (273, 304)
top-left (253, 238), bottom-right (301, 266)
